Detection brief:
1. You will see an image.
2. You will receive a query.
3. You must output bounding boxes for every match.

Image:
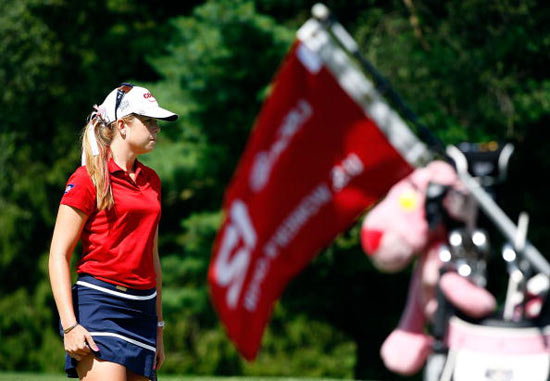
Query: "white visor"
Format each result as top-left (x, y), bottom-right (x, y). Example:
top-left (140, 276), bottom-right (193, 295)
top-left (99, 84), bottom-right (178, 124)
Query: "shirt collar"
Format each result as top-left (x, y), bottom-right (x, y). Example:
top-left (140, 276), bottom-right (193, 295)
top-left (108, 158), bottom-right (143, 178)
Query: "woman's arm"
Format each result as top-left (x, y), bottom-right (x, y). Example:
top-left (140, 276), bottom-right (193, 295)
top-left (153, 227), bottom-right (165, 370)
top-left (48, 204), bottom-right (99, 359)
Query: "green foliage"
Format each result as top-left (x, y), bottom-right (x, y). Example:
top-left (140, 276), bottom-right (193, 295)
top-left (145, 0), bottom-right (294, 206)
top-left (160, 303), bottom-right (355, 378)
top-left (161, 315), bottom-right (243, 375)
top-left (244, 305), bottom-right (355, 378)
top-left (352, 0), bottom-right (550, 144)
top-left (0, 255), bottom-right (62, 372)
top-left (162, 211), bottom-right (221, 325)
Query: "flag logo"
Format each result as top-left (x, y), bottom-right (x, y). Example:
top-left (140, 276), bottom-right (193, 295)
top-left (208, 16), bottom-right (429, 361)
top-left (64, 184), bottom-right (74, 194)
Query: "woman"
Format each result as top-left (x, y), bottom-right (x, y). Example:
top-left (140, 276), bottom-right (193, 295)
top-left (49, 83), bottom-right (178, 380)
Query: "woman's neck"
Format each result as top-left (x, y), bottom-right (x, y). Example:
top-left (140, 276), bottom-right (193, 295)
top-left (110, 142), bottom-right (137, 173)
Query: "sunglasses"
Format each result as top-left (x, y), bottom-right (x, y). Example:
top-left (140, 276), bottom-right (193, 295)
top-left (114, 82), bottom-right (134, 121)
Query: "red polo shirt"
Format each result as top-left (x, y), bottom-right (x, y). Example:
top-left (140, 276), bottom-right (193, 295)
top-left (60, 159), bottom-right (161, 289)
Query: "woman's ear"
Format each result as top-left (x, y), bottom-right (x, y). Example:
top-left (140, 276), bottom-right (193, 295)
top-left (116, 119), bottom-right (127, 139)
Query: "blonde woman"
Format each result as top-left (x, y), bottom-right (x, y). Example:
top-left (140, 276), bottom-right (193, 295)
top-left (49, 84), bottom-right (177, 380)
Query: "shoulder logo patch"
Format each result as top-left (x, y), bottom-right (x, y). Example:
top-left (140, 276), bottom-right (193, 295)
top-left (64, 184), bottom-right (75, 194)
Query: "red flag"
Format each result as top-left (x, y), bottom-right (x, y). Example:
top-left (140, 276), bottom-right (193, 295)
top-left (208, 18), bottom-right (430, 360)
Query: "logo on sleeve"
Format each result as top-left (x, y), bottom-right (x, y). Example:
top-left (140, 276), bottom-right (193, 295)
top-left (64, 184), bottom-right (75, 194)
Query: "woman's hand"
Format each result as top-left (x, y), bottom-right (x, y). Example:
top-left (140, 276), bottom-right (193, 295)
top-left (64, 324), bottom-right (100, 361)
top-left (154, 328), bottom-right (165, 371)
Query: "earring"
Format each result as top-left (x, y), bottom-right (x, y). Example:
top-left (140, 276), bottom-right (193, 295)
top-left (121, 130), bottom-right (126, 139)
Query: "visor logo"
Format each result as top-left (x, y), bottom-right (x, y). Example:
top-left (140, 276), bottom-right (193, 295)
top-left (119, 99), bottom-right (130, 112)
top-left (143, 92), bottom-right (157, 102)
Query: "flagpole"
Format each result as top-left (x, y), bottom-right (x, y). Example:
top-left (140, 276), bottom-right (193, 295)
top-left (311, 3), bottom-right (550, 276)
top-left (311, 3), bottom-right (445, 156)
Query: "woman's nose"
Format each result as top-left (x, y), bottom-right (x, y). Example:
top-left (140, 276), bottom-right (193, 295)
top-left (150, 122), bottom-right (160, 134)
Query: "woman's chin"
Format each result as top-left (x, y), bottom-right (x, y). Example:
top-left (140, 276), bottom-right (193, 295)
top-left (142, 142), bottom-right (156, 153)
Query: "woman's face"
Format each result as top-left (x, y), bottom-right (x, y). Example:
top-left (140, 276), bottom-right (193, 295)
top-left (123, 115), bottom-right (160, 154)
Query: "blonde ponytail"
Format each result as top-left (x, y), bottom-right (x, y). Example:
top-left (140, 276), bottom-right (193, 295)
top-left (81, 113), bottom-right (135, 211)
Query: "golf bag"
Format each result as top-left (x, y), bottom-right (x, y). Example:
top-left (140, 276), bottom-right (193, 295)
top-left (424, 142), bottom-right (550, 381)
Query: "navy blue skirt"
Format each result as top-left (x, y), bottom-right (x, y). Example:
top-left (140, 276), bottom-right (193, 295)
top-left (61, 275), bottom-right (157, 379)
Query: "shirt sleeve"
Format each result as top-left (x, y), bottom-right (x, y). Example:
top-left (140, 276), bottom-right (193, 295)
top-left (60, 166), bottom-right (96, 215)
top-left (148, 168), bottom-right (162, 218)
top-left (151, 170), bottom-right (162, 201)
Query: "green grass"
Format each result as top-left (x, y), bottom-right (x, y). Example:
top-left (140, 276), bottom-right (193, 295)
top-left (0, 374), bottom-right (360, 381)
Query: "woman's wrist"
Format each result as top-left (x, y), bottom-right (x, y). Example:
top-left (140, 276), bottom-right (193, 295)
top-left (63, 322), bottom-right (79, 334)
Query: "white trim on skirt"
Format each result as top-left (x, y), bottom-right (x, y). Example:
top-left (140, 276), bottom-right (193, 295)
top-left (89, 332), bottom-right (157, 352)
top-left (76, 281), bottom-right (157, 301)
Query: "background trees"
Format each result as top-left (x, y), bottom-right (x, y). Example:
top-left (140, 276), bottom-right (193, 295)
top-left (1, 0), bottom-right (548, 379)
